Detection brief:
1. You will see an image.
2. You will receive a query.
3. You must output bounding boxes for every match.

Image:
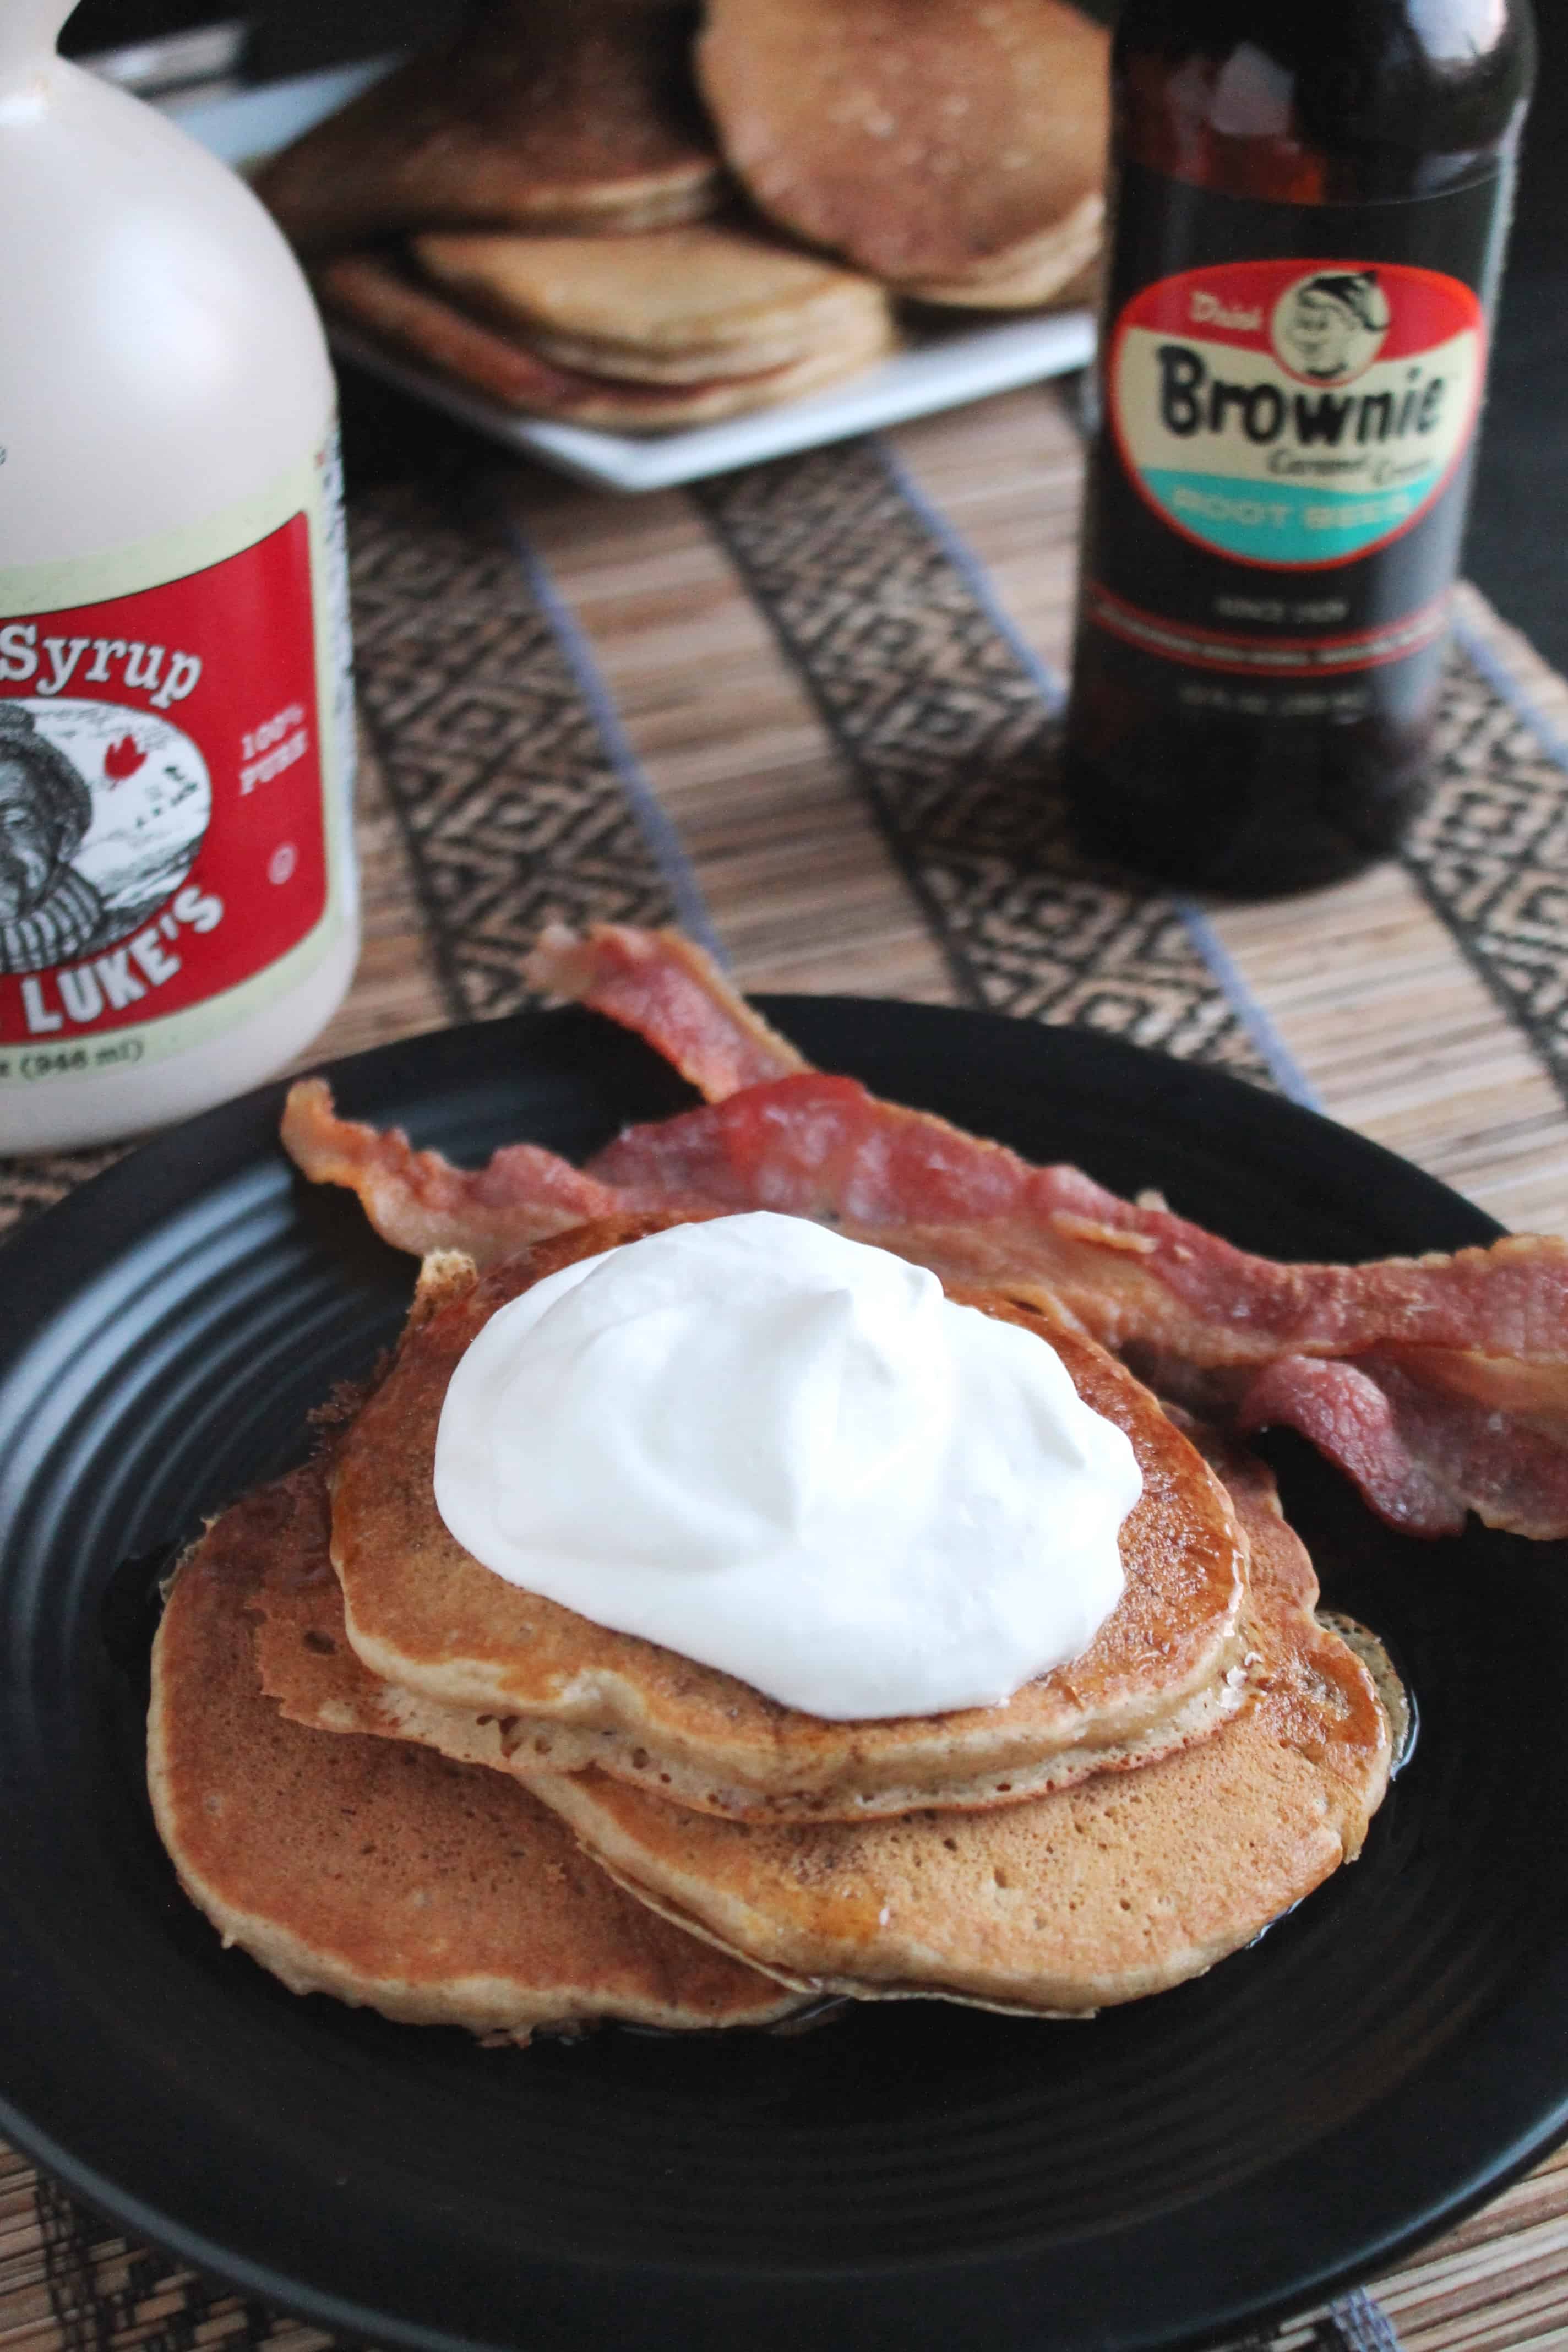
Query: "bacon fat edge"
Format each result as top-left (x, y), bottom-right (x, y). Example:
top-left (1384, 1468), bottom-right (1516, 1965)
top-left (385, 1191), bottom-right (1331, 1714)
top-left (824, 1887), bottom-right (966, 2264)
top-left (280, 1077), bottom-right (624, 1261)
top-left (525, 922), bottom-right (807, 1097)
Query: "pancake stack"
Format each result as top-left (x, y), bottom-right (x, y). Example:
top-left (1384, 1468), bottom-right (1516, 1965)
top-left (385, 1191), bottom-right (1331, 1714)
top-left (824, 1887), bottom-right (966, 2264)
top-left (696, 0), bottom-right (1110, 311)
top-left (320, 224), bottom-right (894, 432)
top-left (252, 0), bottom-right (1111, 431)
top-left (150, 1460), bottom-right (803, 2039)
top-left (253, 0), bottom-right (725, 254)
top-left (150, 1213), bottom-right (1397, 2042)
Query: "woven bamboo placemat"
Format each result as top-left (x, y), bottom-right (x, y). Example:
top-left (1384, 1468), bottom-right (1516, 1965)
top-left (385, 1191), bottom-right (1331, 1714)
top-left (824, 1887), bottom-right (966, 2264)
top-left (6, 372), bottom-right (1568, 2352)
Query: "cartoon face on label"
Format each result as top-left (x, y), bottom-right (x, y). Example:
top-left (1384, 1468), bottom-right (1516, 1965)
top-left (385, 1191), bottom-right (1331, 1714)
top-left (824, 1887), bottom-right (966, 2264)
top-left (0, 700), bottom-right (211, 976)
top-left (1273, 270), bottom-right (1391, 384)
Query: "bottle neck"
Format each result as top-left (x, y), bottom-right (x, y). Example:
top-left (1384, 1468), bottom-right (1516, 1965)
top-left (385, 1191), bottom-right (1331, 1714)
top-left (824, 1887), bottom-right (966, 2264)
top-left (1114, 1), bottom-right (1536, 205)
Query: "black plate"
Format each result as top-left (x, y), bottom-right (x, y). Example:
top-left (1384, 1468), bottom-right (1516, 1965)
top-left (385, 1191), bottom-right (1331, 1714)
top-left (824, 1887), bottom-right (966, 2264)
top-left (4, 999), bottom-right (1568, 2352)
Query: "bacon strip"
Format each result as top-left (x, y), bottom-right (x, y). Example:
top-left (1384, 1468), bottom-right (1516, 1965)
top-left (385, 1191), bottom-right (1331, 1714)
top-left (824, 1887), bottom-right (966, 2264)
top-left (532, 927), bottom-right (1568, 1525)
top-left (587, 1075), bottom-right (1568, 1370)
top-left (1225, 1346), bottom-right (1568, 1540)
top-left (525, 923), bottom-right (807, 1096)
top-left (285, 929), bottom-right (1568, 1537)
top-left (585, 1030), bottom-right (1568, 1539)
top-left (280, 1078), bottom-right (623, 1262)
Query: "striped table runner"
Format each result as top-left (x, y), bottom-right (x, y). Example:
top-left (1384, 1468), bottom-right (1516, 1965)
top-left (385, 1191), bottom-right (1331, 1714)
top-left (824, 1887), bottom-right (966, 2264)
top-left (5, 370), bottom-right (1568, 2352)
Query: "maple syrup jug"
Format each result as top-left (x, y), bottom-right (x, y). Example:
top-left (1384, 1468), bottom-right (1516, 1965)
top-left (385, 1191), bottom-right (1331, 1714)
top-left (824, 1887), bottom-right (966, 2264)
top-left (1063, 0), bottom-right (1536, 896)
top-left (0, 0), bottom-right (358, 1148)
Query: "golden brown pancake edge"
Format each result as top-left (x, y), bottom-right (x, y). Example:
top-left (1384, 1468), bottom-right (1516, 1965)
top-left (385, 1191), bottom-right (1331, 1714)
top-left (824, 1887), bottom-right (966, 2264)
top-left (522, 1439), bottom-right (1394, 2016)
top-left (254, 0), bottom-right (724, 259)
top-left (146, 1463), bottom-right (803, 2039)
top-left (696, 0), bottom-right (1109, 287)
top-left (326, 1212), bottom-right (1251, 1815)
top-left (319, 254), bottom-right (896, 429)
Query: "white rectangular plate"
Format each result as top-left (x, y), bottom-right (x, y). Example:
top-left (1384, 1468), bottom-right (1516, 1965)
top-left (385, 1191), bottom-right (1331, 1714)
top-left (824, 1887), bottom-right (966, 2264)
top-left (175, 61), bottom-right (1097, 493)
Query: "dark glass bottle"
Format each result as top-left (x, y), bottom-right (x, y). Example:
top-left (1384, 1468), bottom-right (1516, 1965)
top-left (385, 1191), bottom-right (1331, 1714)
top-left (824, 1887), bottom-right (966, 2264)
top-left (1063, 0), bottom-right (1536, 896)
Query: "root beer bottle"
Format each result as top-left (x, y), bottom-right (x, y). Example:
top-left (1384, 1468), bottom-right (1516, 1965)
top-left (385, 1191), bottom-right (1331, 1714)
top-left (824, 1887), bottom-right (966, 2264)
top-left (1063, 0), bottom-right (1536, 895)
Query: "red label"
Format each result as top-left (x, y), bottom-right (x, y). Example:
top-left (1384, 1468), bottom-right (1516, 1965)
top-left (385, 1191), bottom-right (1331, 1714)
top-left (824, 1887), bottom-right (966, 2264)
top-left (1083, 583), bottom-right (1453, 677)
top-left (0, 515), bottom-right (327, 1044)
top-left (1109, 259), bottom-right (1485, 571)
top-left (1117, 258), bottom-right (1480, 368)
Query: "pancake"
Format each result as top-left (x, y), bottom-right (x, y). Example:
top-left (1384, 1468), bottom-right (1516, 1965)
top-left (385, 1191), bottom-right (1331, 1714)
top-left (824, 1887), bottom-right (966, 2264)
top-left (325, 1213), bottom-right (1251, 1820)
top-left (254, 0), bottom-right (723, 259)
top-left (319, 254), bottom-right (895, 429)
top-left (897, 199), bottom-right (1104, 310)
top-left (696, 0), bottom-right (1109, 294)
top-left (259, 1637), bottom-right (1247, 1821)
top-left (526, 1439), bottom-right (1395, 2016)
top-left (147, 1465), bottom-right (802, 2040)
top-left (414, 221), bottom-right (891, 384)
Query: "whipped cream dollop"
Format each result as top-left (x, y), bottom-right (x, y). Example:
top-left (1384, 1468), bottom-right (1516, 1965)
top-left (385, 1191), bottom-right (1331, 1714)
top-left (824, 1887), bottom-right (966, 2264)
top-left (433, 1213), bottom-right (1142, 1721)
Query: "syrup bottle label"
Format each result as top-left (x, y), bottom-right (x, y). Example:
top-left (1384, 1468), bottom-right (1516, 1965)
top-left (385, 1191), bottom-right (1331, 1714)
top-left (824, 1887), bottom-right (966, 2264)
top-left (0, 429), bottom-right (353, 1088)
top-left (1086, 163), bottom-right (1509, 689)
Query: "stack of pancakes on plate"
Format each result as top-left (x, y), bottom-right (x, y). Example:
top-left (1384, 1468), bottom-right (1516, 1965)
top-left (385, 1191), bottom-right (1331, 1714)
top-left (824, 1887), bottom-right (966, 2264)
top-left (149, 1459), bottom-right (803, 2038)
top-left (149, 1213), bottom-right (1397, 2044)
top-left (696, 0), bottom-right (1109, 309)
top-left (253, 0), bottom-right (1110, 431)
top-left (254, 0), bottom-right (725, 252)
top-left (319, 224), bottom-right (894, 431)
